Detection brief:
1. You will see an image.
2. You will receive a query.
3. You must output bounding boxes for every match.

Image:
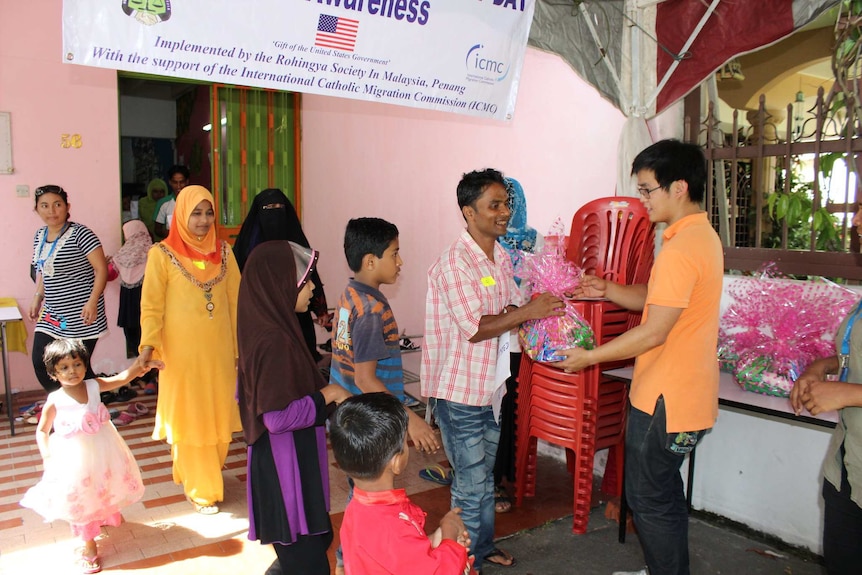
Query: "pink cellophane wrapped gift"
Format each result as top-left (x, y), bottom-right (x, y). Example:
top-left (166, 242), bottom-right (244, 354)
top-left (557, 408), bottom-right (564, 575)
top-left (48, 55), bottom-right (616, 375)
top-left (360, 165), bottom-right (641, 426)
top-left (517, 223), bottom-right (595, 362)
top-left (719, 267), bottom-right (859, 397)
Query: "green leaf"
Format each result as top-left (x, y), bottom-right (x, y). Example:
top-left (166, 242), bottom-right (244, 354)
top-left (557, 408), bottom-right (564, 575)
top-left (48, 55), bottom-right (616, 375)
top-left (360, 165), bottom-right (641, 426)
top-left (838, 38), bottom-right (857, 62)
top-left (777, 194), bottom-right (790, 219)
top-left (820, 153), bottom-right (843, 178)
top-left (787, 195), bottom-right (802, 223)
top-left (767, 193), bottom-right (778, 217)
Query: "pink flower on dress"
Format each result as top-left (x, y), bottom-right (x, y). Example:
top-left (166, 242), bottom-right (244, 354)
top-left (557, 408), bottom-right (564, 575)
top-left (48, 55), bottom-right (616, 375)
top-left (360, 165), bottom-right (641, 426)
top-left (80, 411), bottom-right (102, 435)
top-left (95, 402), bottom-right (110, 423)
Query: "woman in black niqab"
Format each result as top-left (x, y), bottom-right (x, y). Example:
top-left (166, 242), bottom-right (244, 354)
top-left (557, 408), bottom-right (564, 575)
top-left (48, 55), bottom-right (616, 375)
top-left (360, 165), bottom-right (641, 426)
top-left (234, 189), bottom-right (330, 361)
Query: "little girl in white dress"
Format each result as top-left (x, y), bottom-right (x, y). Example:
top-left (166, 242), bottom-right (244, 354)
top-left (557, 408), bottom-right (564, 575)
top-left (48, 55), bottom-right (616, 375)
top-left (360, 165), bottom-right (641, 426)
top-left (21, 338), bottom-right (163, 574)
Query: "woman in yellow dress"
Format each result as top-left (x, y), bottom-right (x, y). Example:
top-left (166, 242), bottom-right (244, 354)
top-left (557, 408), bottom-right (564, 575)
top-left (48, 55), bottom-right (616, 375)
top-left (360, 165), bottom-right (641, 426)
top-left (136, 185), bottom-right (242, 514)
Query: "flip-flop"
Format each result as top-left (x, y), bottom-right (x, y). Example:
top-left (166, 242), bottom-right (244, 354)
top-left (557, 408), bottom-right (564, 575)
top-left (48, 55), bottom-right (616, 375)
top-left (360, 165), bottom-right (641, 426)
top-left (113, 409), bottom-right (137, 427)
top-left (188, 496), bottom-right (220, 515)
top-left (419, 464), bottom-right (454, 486)
top-left (18, 400), bottom-right (45, 415)
top-left (402, 394), bottom-right (422, 408)
top-left (115, 386), bottom-right (138, 402)
top-left (128, 402), bottom-right (149, 416)
top-left (80, 554), bottom-right (102, 574)
top-left (484, 547), bottom-right (516, 568)
top-left (495, 485), bottom-right (513, 513)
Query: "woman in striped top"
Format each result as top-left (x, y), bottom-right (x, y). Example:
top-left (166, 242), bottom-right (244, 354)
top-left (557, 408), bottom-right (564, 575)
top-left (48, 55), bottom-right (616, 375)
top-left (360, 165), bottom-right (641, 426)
top-left (29, 185), bottom-right (109, 392)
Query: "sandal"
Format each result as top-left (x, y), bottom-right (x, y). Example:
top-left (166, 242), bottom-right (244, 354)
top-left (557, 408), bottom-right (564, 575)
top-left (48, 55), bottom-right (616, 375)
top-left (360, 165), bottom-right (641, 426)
top-left (18, 400), bottom-right (45, 416)
top-left (80, 554), bottom-right (102, 574)
top-left (494, 485), bottom-right (512, 513)
top-left (188, 497), bottom-right (219, 515)
top-left (399, 335), bottom-right (421, 351)
top-left (128, 402), bottom-right (149, 416)
top-left (144, 382), bottom-right (157, 395)
top-left (113, 409), bottom-right (137, 427)
top-left (402, 394), bottom-right (422, 408)
top-left (484, 547), bottom-right (515, 568)
top-left (115, 386), bottom-right (138, 403)
top-left (419, 464), bottom-right (454, 486)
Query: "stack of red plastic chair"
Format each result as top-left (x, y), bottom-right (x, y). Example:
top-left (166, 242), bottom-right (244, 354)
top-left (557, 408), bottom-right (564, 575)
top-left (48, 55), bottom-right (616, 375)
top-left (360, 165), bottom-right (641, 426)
top-left (514, 197), bottom-right (654, 534)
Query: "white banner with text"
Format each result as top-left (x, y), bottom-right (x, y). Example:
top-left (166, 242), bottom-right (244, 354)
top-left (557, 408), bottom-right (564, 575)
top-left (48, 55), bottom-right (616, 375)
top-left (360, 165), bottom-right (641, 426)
top-left (63, 0), bottom-right (535, 121)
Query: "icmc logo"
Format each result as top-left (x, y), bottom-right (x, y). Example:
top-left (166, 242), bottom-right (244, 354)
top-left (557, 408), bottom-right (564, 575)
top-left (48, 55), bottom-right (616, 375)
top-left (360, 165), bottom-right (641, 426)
top-left (465, 44), bottom-right (509, 82)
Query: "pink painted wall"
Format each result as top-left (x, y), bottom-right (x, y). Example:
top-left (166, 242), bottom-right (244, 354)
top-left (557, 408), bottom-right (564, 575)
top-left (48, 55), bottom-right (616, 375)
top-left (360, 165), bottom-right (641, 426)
top-left (0, 4), bottom-right (627, 391)
top-left (0, 1), bottom-right (128, 392)
top-left (301, 48), bottom-right (627, 336)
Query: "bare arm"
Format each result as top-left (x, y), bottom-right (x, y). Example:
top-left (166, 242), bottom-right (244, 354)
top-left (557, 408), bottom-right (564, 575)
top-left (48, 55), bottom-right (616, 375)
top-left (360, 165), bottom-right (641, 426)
top-left (82, 247), bottom-right (108, 325)
top-left (29, 274), bottom-right (44, 321)
top-left (320, 383), bottom-right (352, 405)
top-left (35, 400), bottom-right (56, 460)
top-left (552, 304), bottom-right (682, 372)
top-left (97, 358), bottom-right (165, 392)
top-left (573, 275), bottom-right (647, 312)
top-left (469, 292), bottom-right (564, 343)
top-left (355, 361), bottom-right (440, 453)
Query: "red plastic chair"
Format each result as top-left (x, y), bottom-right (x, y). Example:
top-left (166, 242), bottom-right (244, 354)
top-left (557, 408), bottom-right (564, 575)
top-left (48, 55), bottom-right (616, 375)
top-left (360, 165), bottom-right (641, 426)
top-left (513, 199), bottom-right (654, 534)
top-left (565, 197), bottom-right (655, 286)
top-left (514, 358), bottom-right (625, 534)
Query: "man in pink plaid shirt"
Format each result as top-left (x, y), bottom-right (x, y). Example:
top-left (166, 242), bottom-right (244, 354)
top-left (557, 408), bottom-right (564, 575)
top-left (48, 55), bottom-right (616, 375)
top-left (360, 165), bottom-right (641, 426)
top-left (421, 168), bottom-right (563, 571)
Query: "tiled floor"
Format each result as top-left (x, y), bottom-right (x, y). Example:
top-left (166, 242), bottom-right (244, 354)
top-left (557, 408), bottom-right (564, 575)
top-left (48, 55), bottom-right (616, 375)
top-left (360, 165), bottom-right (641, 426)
top-left (0, 371), bottom-right (582, 575)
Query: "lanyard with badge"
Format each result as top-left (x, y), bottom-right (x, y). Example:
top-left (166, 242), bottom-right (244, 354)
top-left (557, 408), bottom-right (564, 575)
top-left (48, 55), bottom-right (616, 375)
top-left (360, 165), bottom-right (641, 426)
top-left (35, 223), bottom-right (70, 274)
top-left (838, 300), bottom-right (862, 382)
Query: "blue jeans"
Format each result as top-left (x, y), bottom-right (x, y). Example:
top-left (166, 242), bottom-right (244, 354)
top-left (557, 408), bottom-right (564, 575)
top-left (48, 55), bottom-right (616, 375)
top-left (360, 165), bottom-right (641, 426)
top-left (431, 398), bottom-right (500, 565)
top-left (625, 397), bottom-right (705, 575)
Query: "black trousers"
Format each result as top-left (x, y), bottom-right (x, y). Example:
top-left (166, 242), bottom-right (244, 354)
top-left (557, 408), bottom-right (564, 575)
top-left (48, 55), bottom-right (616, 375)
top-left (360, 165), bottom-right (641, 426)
top-left (494, 352), bottom-right (522, 485)
top-left (32, 331), bottom-right (98, 392)
top-left (822, 466), bottom-right (862, 575)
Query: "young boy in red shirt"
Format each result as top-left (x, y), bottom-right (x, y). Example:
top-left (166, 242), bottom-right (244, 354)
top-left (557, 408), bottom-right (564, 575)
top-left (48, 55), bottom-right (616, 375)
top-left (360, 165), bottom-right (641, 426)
top-left (331, 393), bottom-right (475, 575)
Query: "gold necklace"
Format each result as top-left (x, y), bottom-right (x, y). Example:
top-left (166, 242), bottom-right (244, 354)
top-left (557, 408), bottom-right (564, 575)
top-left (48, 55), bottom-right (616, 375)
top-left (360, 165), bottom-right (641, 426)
top-left (158, 243), bottom-right (229, 319)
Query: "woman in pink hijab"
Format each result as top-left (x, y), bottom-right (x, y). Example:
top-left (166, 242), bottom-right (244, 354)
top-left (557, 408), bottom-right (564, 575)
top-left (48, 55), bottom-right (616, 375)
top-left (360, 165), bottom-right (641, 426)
top-left (110, 219), bottom-right (152, 358)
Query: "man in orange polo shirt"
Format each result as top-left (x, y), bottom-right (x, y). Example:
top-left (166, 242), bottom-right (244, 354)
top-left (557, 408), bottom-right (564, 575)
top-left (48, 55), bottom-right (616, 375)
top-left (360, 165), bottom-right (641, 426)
top-left (554, 139), bottom-right (723, 575)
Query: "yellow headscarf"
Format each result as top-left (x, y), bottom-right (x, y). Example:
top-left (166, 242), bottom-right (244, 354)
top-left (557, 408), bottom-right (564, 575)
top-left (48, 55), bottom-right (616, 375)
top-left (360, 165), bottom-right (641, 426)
top-left (161, 185), bottom-right (222, 282)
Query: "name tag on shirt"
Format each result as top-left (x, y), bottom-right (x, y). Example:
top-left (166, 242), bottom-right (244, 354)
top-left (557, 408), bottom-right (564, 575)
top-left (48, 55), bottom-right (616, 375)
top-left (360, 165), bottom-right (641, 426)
top-left (481, 275), bottom-right (496, 287)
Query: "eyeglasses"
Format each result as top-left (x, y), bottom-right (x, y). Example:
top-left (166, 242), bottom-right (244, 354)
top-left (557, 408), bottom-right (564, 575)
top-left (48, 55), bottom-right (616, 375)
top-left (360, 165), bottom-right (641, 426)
top-left (636, 184), bottom-right (663, 198)
top-left (35, 185), bottom-right (66, 197)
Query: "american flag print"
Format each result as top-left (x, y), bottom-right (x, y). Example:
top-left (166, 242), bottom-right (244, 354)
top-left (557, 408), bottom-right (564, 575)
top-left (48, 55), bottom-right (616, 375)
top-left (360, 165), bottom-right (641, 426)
top-left (315, 14), bottom-right (359, 52)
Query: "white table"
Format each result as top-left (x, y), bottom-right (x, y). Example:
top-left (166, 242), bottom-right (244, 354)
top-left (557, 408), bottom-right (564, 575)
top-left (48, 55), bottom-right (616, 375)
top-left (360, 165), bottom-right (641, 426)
top-left (602, 366), bottom-right (837, 544)
top-left (603, 366), bottom-right (838, 428)
top-left (0, 305), bottom-right (23, 436)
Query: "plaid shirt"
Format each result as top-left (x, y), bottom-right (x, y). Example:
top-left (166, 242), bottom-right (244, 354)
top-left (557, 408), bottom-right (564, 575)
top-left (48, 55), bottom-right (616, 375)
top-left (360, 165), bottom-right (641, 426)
top-left (421, 229), bottom-right (523, 406)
